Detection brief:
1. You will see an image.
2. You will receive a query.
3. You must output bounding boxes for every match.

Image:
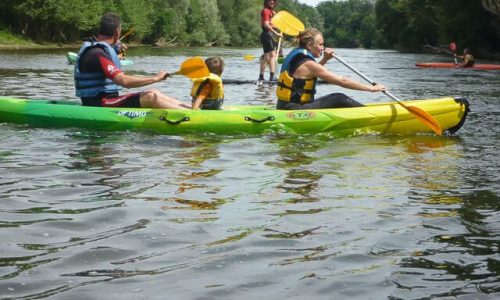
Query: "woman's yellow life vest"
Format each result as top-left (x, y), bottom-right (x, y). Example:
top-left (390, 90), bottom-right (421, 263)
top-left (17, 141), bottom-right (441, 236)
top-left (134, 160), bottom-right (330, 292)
top-left (276, 48), bottom-right (317, 104)
top-left (190, 73), bottom-right (224, 101)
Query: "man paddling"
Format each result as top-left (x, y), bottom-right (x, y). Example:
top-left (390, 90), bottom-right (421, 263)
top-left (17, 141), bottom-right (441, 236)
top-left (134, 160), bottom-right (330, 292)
top-left (454, 48), bottom-right (475, 68)
top-left (74, 13), bottom-right (190, 109)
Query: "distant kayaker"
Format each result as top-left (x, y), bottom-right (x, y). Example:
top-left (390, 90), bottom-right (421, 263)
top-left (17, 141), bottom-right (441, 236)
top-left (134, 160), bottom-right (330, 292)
top-left (191, 56), bottom-right (225, 110)
top-left (259, 0), bottom-right (282, 82)
top-left (276, 28), bottom-right (386, 110)
top-left (454, 48), bottom-right (475, 68)
top-left (114, 42), bottom-right (128, 59)
top-left (74, 13), bottom-right (190, 109)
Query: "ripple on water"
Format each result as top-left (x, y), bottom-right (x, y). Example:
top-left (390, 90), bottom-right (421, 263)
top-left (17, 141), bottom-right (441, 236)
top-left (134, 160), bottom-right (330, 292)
top-left (0, 49), bottom-right (499, 299)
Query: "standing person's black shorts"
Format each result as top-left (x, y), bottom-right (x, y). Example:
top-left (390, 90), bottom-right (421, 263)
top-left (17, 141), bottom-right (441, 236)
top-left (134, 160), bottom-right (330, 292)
top-left (261, 29), bottom-right (277, 54)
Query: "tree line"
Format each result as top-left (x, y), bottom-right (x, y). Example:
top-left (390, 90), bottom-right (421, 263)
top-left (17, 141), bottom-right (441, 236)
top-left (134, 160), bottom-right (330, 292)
top-left (0, 0), bottom-right (498, 57)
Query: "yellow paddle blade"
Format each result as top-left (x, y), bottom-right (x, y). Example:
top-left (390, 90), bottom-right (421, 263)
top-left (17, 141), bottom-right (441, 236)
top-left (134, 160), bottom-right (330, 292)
top-left (271, 11), bottom-right (305, 37)
top-left (173, 57), bottom-right (209, 79)
top-left (243, 54), bottom-right (255, 61)
top-left (399, 102), bottom-right (443, 135)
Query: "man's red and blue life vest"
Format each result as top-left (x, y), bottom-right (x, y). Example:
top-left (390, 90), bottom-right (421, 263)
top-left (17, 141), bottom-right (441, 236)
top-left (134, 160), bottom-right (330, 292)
top-left (74, 41), bottom-right (121, 98)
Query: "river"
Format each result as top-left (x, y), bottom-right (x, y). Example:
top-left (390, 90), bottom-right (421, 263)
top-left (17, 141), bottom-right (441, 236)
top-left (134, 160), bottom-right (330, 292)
top-left (0, 47), bottom-right (499, 299)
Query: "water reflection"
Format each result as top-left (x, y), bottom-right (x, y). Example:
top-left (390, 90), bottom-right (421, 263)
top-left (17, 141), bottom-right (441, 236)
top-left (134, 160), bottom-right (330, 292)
top-left (267, 135), bottom-right (324, 205)
top-left (385, 136), bottom-right (500, 297)
top-left (0, 49), bottom-right (499, 299)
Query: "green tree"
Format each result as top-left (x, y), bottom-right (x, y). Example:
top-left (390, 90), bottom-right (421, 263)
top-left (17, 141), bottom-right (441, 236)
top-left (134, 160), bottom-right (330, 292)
top-left (145, 0), bottom-right (189, 45)
top-left (318, 0), bottom-right (378, 48)
top-left (374, 0), bottom-right (500, 56)
top-left (217, 0), bottom-right (261, 46)
top-left (185, 0), bottom-right (228, 46)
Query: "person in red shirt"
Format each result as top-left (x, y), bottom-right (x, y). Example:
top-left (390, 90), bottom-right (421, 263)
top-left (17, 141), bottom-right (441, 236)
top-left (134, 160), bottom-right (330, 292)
top-left (75, 13), bottom-right (190, 109)
top-left (259, 0), bottom-right (282, 82)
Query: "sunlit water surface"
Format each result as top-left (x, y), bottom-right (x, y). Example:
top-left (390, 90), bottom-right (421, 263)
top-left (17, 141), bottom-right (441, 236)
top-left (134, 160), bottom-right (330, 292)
top-left (0, 47), bottom-right (499, 299)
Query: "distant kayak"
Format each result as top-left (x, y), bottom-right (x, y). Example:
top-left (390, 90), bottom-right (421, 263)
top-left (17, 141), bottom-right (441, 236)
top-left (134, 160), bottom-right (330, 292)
top-left (416, 62), bottom-right (500, 70)
top-left (66, 52), bottom-right (134, 66)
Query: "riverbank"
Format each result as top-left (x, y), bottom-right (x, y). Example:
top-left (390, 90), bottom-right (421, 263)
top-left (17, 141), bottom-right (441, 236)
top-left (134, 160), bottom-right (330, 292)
top-left (0, 29), bottom-right (78, 49)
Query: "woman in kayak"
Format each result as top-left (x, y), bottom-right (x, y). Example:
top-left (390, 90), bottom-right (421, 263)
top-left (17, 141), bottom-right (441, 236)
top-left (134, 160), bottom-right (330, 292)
top-left (454, 48), bottom-right (475, 68)
top-left (191, 56), bottom-right (225, 110)
top-left (74, 13), bottom-right (190, 109)
top-left (276, 28), bottom-right (386, 110)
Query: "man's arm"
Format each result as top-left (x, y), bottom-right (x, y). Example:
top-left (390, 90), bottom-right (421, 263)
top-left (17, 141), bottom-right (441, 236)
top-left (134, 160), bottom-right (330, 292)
top-left (98, 55), bottom-right (167, 88)
top-left (262, 10), bottom-right (282, 37)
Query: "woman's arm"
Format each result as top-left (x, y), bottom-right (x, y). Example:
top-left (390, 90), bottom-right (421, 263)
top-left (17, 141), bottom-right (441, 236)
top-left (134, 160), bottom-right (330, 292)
top-left (297, 61), bottom-right (386, 92)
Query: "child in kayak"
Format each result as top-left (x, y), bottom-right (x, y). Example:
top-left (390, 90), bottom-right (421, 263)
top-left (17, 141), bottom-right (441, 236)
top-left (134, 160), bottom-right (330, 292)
top-left (191, 57), bottom-right (225, 110)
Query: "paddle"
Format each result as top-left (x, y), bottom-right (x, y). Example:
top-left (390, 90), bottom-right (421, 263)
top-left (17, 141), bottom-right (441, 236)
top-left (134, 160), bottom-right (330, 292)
top-left (449, 42), bottom-right (458, 64)
top-left (115, 28), bottom-right (134, 58)
top-left (271, 11), bottom-right (305, 37)
top-left (271, 11), bottom-right (305, 68)
top-left (243, 54), bottom-right (256, 61)
top-left (243, 54), bottom-right (285, 64)
top-left (119, 28), bottom-right (134, 41)
top-left (333, 54), bottom-right (443, 135)
top-left (275, 36), bottom-right (283, 66)
top-left (165, 57), bottom-right (209, 79)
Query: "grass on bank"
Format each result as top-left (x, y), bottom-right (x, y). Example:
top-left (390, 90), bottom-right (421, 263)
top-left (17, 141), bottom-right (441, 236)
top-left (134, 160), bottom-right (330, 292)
top-left (0, 29), bottom-right (76, 49)
top-left (0, 29), bottom-right (35, 45)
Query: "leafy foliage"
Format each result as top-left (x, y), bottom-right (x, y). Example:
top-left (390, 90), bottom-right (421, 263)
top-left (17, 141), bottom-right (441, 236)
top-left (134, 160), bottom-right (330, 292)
top-left (375, 0), bottom-right (500, 56)
top-left (318, 0), bottom-right (380, 48)
top-left (0, 0), bottom-right (498, 57)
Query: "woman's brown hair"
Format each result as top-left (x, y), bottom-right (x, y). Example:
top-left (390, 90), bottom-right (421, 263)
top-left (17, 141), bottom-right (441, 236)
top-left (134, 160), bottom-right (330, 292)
top-left (297, 28), bottom-right (322, 49)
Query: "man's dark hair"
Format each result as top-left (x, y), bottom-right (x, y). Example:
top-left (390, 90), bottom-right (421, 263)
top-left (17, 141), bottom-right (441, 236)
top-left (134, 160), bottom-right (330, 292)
top-left (99, 13), bottom-right (121, 37)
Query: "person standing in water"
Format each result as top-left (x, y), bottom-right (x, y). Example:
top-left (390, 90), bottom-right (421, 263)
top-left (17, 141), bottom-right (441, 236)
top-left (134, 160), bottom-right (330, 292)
top-left (258, 0), bottom-right (282, 82)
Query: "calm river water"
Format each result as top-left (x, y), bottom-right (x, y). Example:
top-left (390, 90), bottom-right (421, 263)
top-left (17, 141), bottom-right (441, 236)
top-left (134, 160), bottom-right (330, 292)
top-left (0, 47), bottom-right (499, 299)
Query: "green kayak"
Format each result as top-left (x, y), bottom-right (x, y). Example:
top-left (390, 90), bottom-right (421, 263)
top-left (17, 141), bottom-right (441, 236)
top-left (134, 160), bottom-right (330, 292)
top-left (0, 96), bottom-right (469, 137)
top-left (66, 52), bottom-right (134, 66)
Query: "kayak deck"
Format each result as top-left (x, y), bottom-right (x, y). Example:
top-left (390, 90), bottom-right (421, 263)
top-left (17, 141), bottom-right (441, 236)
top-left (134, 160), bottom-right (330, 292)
top-left (0, 96), bottom-right (470, 137)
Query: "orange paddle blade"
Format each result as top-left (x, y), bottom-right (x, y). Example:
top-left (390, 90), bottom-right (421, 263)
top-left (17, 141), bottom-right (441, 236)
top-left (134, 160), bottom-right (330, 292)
top-left (271, 11), bottom-right (305, 37)
top-left (399, 101), bottom-right (443, 135)
top-left (332, 54), bottom-right (443, 136)
top-left (172, 57), bottom-right (209, 79)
